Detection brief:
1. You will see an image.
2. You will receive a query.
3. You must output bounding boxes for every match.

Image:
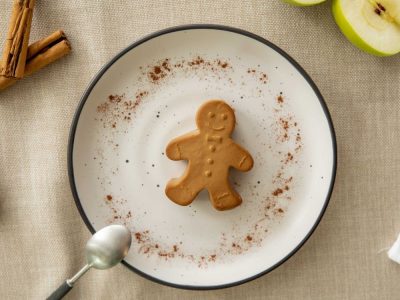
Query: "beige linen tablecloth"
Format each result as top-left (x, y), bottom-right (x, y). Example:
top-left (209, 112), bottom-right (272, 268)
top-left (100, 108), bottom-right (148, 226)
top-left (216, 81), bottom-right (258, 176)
top-left (1, 1), bottom-right (399, 299)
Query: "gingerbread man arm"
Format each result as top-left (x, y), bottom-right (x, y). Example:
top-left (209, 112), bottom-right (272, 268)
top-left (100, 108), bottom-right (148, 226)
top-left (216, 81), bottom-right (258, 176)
top-left (228, 142), bottom-right (254, 171)
top-left (166, 131), bottom-right (200, 160)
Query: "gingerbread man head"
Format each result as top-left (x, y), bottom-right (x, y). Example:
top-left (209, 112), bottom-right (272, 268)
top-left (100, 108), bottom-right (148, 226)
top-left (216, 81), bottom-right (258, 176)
top-left (195, 100), bottom-right (236, 136)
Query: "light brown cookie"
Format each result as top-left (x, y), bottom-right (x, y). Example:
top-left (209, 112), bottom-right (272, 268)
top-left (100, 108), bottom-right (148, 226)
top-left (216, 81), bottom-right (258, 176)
top-left (165, 100), bottom-right (254, 211)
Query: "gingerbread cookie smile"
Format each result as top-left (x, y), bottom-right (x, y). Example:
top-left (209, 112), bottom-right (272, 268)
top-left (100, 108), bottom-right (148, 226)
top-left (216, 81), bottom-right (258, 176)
top-left (211, 126), bottom-right (225, 131)
top-left (165, 100), bottom-right (254, 211)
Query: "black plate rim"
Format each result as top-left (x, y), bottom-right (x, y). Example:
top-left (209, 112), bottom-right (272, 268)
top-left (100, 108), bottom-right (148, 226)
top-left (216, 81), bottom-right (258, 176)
top-left (67, 24), bottom-right (338, 290)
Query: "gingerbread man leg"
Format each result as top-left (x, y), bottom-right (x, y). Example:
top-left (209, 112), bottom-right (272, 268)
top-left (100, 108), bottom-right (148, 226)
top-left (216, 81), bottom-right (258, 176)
top-left (207, 180), bottom-right (242, 211)
top-left (165, 172), bottom-right (204, 206)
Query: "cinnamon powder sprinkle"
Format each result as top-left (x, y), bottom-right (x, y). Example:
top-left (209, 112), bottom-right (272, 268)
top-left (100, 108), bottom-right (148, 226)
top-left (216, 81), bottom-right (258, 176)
top-left (99, 56), bottom-right (305, 267)
top-left (272, 188), bottom-right (284, 196)
top-left (108, 94), bottom-right (123, 103)
top-left (134, 232), bottom-right (143, 242)
top-left (148, 59), bottom-right (171, 83)
top-left (144, 56), bottom-right (232, 85)
top-left (96, 91), bottom-right (149, 128)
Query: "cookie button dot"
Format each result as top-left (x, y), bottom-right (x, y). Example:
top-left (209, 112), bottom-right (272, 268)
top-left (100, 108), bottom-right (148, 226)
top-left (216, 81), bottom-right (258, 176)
top-left (208, 112), bottom-right (215, 118)
top-left (209, 145), bottom-right (216, 152)
top-left (205, 170), bottom-right (212, 177)
top-left (207, 158), bottom-right (214, 164)
top-left (221, 113), bottom-right (227, 120)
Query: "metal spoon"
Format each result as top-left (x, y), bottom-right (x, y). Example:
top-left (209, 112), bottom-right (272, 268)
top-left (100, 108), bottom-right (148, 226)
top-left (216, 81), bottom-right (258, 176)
top-left (47, 225), bottom-right (132, 300)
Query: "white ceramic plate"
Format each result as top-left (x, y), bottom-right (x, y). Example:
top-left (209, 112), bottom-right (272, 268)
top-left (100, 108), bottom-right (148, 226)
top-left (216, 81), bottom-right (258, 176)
top-left (69, 25), bottom-right (336, 289)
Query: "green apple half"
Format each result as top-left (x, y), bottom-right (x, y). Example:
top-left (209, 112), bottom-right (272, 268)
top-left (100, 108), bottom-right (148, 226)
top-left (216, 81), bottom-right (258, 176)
top-left (332, 0), bottom-right (400, 56)
top-left (283, 0), bottom-right (326, 6)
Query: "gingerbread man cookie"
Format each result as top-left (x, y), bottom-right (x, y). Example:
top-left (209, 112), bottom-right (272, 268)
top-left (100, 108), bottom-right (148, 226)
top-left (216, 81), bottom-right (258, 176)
top-left (165, 100), bottom-right (254, 211)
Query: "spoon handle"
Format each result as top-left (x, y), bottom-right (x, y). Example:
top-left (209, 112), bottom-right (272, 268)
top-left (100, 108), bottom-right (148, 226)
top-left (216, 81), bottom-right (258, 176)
top-left (47, 264), bottom-right (92, 299)
top-left (46, 281), bottom-right (72, 300)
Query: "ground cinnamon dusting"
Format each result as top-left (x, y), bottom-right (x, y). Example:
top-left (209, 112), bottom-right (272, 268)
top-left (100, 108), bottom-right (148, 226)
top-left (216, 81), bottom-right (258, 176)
top-left (143, 56), bottom-right (232, 86)
top-left (96, 56), bottom-right (236, 128)
top-left (108, 94), bottom-right (123, 103)
top-left (247, 68), bottom-right (267, 84)
top-left (135, 232), bottom-right (143, 242)
top-left (96, 91), bottom-right (149, 128)
top-left (282, 152), bottom-right (294, 164)
top-left (96, 56), bottom-right (307, 268)
top-left (272, 188), bottom-right (284, 196)
top-left (148, 59), bottom-right (171, 83)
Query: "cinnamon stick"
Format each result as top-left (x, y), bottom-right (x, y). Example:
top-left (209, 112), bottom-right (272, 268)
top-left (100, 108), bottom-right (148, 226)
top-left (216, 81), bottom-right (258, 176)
top-left (27, 30), bottom-right (67, 59)
top-left (1, 0), bottom-right (36, 78)
top-left (0, 31), bottom-right (71, 90)
top-left (24, 30), bottom-right (71, 76)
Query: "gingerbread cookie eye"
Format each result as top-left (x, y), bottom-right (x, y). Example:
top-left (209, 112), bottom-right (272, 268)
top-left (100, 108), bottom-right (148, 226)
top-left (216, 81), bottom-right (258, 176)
top-left (208, 112), bottom-right (215, 118)
top-left (221, 113), bottom-right (228, 120)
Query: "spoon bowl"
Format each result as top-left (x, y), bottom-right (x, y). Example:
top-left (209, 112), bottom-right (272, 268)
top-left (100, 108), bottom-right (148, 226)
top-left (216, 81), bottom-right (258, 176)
top-left (86, 225), bottom-right (132, 269)
top-left (47, 224), bottom-right (132, 300)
